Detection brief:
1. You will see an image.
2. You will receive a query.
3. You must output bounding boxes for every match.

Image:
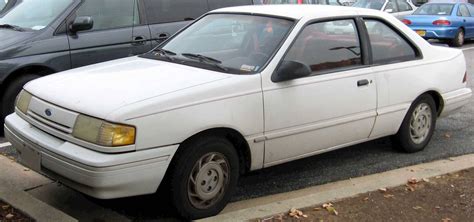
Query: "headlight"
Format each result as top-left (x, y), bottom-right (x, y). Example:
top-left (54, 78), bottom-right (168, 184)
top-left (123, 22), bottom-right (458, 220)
top-left (16, 90), bottom-right (32, 114)
top-left (72, 114), bottom-right (136, 147)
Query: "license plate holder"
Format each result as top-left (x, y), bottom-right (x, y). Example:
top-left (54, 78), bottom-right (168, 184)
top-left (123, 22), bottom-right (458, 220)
top-left (17, 144), bottom-right (41, 172)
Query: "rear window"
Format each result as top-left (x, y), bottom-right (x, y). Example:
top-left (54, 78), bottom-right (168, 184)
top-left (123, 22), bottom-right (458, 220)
top-left (413, 3), bottom-right (454, 15)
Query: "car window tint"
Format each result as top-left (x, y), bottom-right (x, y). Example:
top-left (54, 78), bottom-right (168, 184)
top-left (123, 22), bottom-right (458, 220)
top-left (143, 0), bottom-right (208, 24)
top-left (209, 0), bottom-right (252, 10)
top-left (397, 0), bottom-right (412, 11)
top-left (385, 0), bottom-right (399, 12)
top-left (413, 3), bottom-right (454, 15)
top-left (364, 19), bottom-right (416, 64)
top-left (284, 19), bottom-right (362, 74)
top-left (457, 4), bottom-right (470, 17)
top-left (468, 4), bottom-right (474, 16)
top-left (76, 0), bottom-right (138, 31)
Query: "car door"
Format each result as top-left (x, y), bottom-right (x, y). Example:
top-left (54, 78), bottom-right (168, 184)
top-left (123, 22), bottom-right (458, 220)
top-left (262, 19), bottom-right (377, 166)
top-left (396, 0), bottom-right (414, 18)
top-left (67, 0), bottom-right (151, 68)
top-left (143, 0), bottom-right (208, 48)
top-left (458, 4), bottom-right (474, 38)
top-left (384, 0), bottom-right (400, 18)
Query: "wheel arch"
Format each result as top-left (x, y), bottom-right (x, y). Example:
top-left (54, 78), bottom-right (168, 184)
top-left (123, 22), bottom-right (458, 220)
top-left (420, 90), bottom-right (444, 116)
top-left (0, 64), bottom-right (56, 96)
top-left (176, 127), bottom-right (252, 175)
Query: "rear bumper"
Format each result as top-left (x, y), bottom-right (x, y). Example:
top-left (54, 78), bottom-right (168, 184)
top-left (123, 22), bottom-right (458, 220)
top-left (440, 88), bottom-right (472, 117)
top-left (4, 113), bottom-right (179, 199)
top-left (410, 26), bottom-right (458, 39)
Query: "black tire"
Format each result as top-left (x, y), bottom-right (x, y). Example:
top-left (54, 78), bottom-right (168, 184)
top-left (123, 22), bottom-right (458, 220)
top-left (393, 94), bottom-right (437, 153)
top-left (449, 28), bottom-right (464, 47)
top-left (0, 74), bottom-right (41, 135)
top-left (169, 136), bottom-right (239, 220)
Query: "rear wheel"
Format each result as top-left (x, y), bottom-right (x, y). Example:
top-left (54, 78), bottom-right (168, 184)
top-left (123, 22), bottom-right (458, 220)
top-left (0, 74), bottom-right (41, 135)
top-left (169, 137), bottom-right (239, 220)
top-left (449, 29), bottom-right (464, 47)
top-left (393, 94), bottom-right (437, 153)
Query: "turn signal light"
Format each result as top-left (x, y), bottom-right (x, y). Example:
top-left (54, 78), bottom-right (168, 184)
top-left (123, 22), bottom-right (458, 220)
top-left (432, 20), bottom-right (451, 26)
top-left (402, 19), bottom-right (412, 25)
top-left (463, 72), bottom-right (467, 83)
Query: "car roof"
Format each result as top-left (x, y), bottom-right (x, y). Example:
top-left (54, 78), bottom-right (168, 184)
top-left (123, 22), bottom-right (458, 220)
top-left (212, 5), bottom-right (376, 20)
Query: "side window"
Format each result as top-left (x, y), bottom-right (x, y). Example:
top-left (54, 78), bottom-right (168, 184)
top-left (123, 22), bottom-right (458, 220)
top-left (143, 0), bottom-right (208, 24)
top-left (385, 0), bottom-right (399, 12)
top-left (209, 0), bottom-right (252, 10)
top-left (75, 0), bottom-right (138, 31)
top-left (396, 0), bottom-right (412, 12)
top-left (457, 4), bottom-right (471, 17)
top-left (284, 19), bottom-right (362, 74)
top-left (364, 19), bottom-right (417, 64)
top-left (468, 4), bottom-right (474, 16)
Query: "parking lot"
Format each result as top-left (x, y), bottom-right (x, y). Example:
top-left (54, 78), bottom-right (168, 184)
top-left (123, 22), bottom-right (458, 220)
top-left (0, 43), bottom-right (473, 221)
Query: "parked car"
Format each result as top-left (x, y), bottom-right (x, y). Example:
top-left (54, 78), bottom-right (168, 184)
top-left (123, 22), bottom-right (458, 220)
top-left (255, 0), bottom-right (344, 5)
top-left (353, 0), bottom-right (417, 19)
top-left (5, 4), bottom-right (471, 220)
top-left (0, 0), bottom-right (253, 135)
top-left (402, 1), bottom-right (474, 46)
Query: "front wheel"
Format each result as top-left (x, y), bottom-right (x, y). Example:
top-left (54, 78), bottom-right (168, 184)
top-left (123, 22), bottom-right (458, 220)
top-left (393, 95), bottom-right (437, 153)
top-left (169, 137), bottom-right (239, 220)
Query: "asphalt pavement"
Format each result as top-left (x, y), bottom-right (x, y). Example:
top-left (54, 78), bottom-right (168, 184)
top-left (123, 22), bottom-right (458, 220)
top-left (0, 44), bottom-right (473, 221)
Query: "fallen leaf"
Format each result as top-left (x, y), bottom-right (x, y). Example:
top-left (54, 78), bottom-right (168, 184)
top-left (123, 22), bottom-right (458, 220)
top-left (378, 188), bottom-right (388, 192)
top-left (450, 184), bottom-right (455, 188)
top-left (2, 205), bottom-right (10, 210)
top-left (441, 218), bottom-right (452, 222)
top-left (363, 197), bottom-right (369, 201)
top-left (326, 206), bottom-right (338, 216)
top-left (302, 215), bottom-right (308, 218)
top-left (435, 206), bottom-right (441, 209)
top-left (23, 168), bottom-right (30, 171)
top-left (422, 178), bottom-right (430, 182)
top-left (435, 176), bottom-right (442, 179)
top-left (410, 169), bottom-right (415, 172)
top-left (5, 214), bottom-right (14, 219)
top-left (314, 207), bottom-right (322, 211)
top-left (384, 194), bottom-right (395, 198)
top-left (408, 178), bottom-right (418, 184)
top-left (460, 194), bottom-right (466, 198)
top-left (413, 206), bottom-right (422, 210)
top-left (322, 203), bottom-right (333, 208)
top-left (449, 157), bottom-right (456, 161)
top-left (444, 133), bottom-right (451, 138)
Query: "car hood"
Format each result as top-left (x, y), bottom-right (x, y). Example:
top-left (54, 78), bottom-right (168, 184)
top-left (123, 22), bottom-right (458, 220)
top-left (24, 57), bottom-right (231, 120)
top-left (0, 29), bottom-right (35, 50)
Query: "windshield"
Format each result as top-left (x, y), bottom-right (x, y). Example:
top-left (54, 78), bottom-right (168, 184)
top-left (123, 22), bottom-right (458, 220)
top-left (353, 0), bottom-right (385, 10)
top-left (0, 0), bottom-right (73, 30)
top-left (413, 3), bottom-right (454, 15)
top-left (156, 14), bottom-right (294, 74)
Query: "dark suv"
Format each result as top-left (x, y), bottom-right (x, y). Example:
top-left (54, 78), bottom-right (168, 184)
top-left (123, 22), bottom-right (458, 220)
top-left (0, 0), bottom-right (252, 134)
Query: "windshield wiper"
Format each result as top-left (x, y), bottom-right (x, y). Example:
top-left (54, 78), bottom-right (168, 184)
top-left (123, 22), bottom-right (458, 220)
top-left (181, 53), bottom-right (228, 72)
top-left (0, 24), bottom-right (25, 32)
top-left (152, 48), bottom-right (177, 61)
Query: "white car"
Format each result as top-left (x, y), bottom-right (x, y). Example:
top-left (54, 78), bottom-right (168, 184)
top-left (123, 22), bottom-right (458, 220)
top-left (4, 5), bottom-right (471, 219)
top-left (353, 0), bottom-right (417, 19)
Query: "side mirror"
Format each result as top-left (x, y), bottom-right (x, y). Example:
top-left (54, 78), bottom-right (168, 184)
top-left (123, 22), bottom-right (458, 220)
top-left (69, 16), bottom-right (93, 33)
top-left (272, 60), bottom-right (311, 82)
top-left (384, 8), bottom-right (394, 13)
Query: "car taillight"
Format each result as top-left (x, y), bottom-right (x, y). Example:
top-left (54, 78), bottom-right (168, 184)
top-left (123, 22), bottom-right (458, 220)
top-left (402, 19), bottom-right (412, 25)
top-left (432, 20), bottom-right (451, 26)
top-left (463, 72), bottom-right (468, 83)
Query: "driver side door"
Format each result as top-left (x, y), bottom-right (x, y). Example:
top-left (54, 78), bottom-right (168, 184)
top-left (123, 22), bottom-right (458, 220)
top-left (262, 19), bottom-right (377, 166)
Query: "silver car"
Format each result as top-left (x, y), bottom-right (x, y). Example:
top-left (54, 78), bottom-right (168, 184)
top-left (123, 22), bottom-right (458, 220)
top-left (353, 0), bottom-right (417, 19)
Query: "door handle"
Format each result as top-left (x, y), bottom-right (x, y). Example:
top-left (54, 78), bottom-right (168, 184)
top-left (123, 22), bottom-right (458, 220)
top-left (156, 33), bottom-right (170, 41)
top-left (132, 36), bottom-right (146, 45)
top-left (357, 79), bottom-right (370, 87)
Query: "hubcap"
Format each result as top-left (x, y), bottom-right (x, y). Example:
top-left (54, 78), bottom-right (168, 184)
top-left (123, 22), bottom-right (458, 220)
top-left (458, 31), bottom-right (464, 45)
top-left (409, 103), bottom-right (432, 144)
top-left (188, 152), bottom-right (229, 209)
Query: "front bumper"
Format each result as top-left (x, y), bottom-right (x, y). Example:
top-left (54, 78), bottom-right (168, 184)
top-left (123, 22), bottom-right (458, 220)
top-left (410, 26), bottom-right (458, 39)
top-left (4, 113), bottom-right (179, 199)
top-left (440, 88), bottom-right (472, 117)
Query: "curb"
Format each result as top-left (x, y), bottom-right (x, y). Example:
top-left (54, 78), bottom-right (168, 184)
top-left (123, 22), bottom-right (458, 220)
top-left (0, 183), bottom-right (77, 222)
top-left (198, 153), bottom-right (474, 222)
top-left (0, 154), bottom-right (77, 222)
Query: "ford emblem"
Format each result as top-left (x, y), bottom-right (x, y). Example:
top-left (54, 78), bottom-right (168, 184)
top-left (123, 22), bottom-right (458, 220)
top-left (45, 109), bottom-right (52, 117)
